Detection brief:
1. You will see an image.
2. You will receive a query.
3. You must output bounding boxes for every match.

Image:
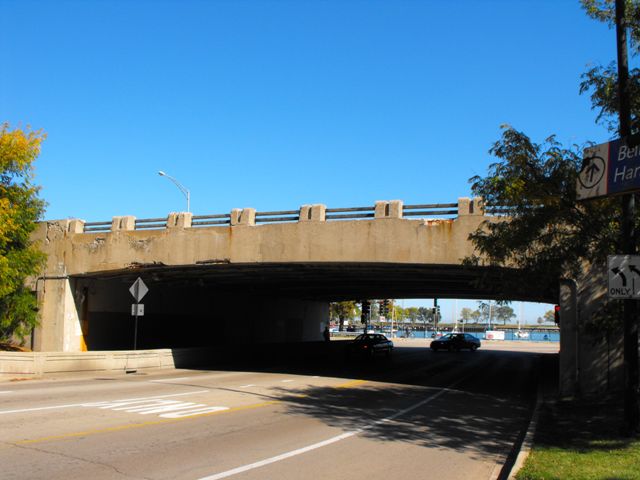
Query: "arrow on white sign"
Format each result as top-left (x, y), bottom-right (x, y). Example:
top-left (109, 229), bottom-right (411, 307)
top-left (608, 255), bottom-right (640, 298)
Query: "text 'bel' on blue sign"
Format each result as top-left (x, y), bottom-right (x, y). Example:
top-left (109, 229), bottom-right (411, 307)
top-left (577, 139), bottom-right (640, 201)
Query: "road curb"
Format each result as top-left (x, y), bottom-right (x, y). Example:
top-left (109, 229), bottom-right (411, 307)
top-left (505, 386), bottom-right (543, 479)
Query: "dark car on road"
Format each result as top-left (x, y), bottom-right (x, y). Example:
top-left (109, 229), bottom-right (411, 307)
top-left (430, 333), bottom-right (480, 352)
top-left (346, 333), bottom-right (393, 358)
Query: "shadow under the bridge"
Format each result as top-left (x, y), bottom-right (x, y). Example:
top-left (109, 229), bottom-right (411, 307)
top-left (164, 342), bottom-right (557, 478)
top-left (149, 339), bottom-right (561, 479)
top-left (171, 340), bottom-right (556, 390)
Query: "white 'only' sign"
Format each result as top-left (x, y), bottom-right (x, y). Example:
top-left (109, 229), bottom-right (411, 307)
top-left (608, 255), bottom-right (640, 299)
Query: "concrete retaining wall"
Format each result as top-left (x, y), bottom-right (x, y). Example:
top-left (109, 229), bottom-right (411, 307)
top-left (0, 347), bottom-right (213, 378)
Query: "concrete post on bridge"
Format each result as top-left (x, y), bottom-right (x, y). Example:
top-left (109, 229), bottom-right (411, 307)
top-left (375, 200), bottom-right (403, 219)
top-left (111, 216), bottom-right (136, 231)
top-left (299, 204), bottom-right (326, 222)
top-left (457, 197), bottom-right (484, 216)
top-left (67, 219), bottom-right (86, 234)
top-left (167, 212), bottom-right (193, 229)
top-left (230, 208), bottom-right (256, 226)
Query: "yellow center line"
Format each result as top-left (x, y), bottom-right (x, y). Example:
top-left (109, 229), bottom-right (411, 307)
top-left (12, 378), bottom-right (369, 446)
top-left (334, 379), bottom-right (368, 389)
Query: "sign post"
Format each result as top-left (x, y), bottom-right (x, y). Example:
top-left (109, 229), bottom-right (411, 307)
top-left (129, 277), bottom-right (149, 351)
top-left (614, 0), bottom-right (639, 436)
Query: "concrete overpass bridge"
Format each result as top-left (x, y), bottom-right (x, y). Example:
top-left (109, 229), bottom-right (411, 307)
top-left (31, 197), bottom-right (559, 353)
top-left (30, 197), bottom-right (616, 398)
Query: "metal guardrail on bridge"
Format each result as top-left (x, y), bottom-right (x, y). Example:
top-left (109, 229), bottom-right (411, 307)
top-left (80, 199), bottom-right (497, 234)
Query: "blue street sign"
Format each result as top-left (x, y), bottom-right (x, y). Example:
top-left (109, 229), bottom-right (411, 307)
top-left (577, 139), bottom-right (640, 200)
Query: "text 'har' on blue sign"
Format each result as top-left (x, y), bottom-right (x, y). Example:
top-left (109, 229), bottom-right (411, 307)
top-left (577, 138), bottom-right (640, 201)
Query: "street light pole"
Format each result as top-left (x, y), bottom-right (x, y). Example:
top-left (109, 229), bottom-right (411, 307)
top-left (158, 170), bottom-right (190, 213)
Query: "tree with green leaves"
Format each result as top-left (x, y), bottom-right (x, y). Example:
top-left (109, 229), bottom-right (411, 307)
top-left (405, 307), bottom-right (419, 323)
top-left (581, 1), bottom-right (640, 134)
top-left (0, 123), bottom-right (47, 345)
top-left (543, 309), bottom-right (556, 324)
top-left (477, 301), bottom-right (491, 325)
top-left (417, 306), bottom-right (432, 324)
top-left (467, 127), bottom-right (618, 294)
top-left (329, 301), bottom-right (358, 332)
top-left (494, 305), bottom-right (516, 325)
top-left (393, 305), bottom-right (408, 323)
top-left (459, 307), bottom-right (474, 325)
top-left (466, 1), bottom-right (639, 309)
top-left (466, 1), bottom-right (640, 433)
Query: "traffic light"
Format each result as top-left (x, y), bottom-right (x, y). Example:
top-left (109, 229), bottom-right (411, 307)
top-left (380, 299), bottom-right (390, 317)
top-left (362, 301), bottom-right (370, 315)
top-left (361, 300), bottom-right (370, 324)
top-left (554, 305), bottom-right (560, 325)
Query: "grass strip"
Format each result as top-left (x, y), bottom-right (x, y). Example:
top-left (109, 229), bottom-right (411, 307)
top-left (517, 398), bottom-right (640, 480)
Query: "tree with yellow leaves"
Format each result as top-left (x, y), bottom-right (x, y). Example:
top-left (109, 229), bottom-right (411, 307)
top-left (0, 123), bottom-right (46, 345)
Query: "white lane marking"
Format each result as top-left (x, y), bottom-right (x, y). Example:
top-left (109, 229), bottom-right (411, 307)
top-left (198, 379), bottom-right (466, 480)
top-left (82, 391), bottom-right (230, 419)
top-left (149, 377), bottom-right (194, 383)
top-left (201, 432), bottom-right (358, 480)
top-left (240, 385), bottom-right (255, 388)
top-left (160, 406), bottom-right (228, 418)
top-left (118, 400), bottom-right (202, 413)
top-left (0, 402), bottom-right (87, 415)
top-left (281, 380), bottom-right (294, 383)
top-left (0, 389), bottom-right (209, 415)
top-left (86, 397), bottom-right (230, 418)
top-left (0, 391), bottom-right (13, 394)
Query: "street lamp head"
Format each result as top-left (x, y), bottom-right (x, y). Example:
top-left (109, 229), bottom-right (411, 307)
top-left (157, 170), bottom-right (190, 213)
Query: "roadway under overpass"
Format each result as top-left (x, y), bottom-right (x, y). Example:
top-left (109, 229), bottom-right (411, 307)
top-left (66, 261), bottom-right (556, 351)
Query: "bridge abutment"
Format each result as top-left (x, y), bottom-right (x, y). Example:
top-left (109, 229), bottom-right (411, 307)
top-left (559, 263), bottom-right (627, 397)
top-left (34, 277), bottom-right (86, 352)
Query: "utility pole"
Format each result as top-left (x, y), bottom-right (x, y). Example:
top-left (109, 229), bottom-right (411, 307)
top-left (433, 298), bottom-right (438, 333)
top-left (615, 0), bottom-right (640, 436)
top-left (489, 300), bottom-right (491, 330)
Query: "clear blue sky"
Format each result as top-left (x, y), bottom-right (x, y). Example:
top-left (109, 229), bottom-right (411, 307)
top-left (1, 1), bottom-right (622, 322)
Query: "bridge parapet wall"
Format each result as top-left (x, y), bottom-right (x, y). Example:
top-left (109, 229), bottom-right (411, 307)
top-left (61, 197), bottom-right (486, 236)
top-left (33, 197), bottom-right (494, 278)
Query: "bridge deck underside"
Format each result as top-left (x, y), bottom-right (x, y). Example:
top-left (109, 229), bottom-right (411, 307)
top-left (75, 262), bottom-right (557, 303)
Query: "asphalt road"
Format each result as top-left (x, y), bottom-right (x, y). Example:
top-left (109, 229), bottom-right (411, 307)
top-left (0, 340), bottom-right (558, 480)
